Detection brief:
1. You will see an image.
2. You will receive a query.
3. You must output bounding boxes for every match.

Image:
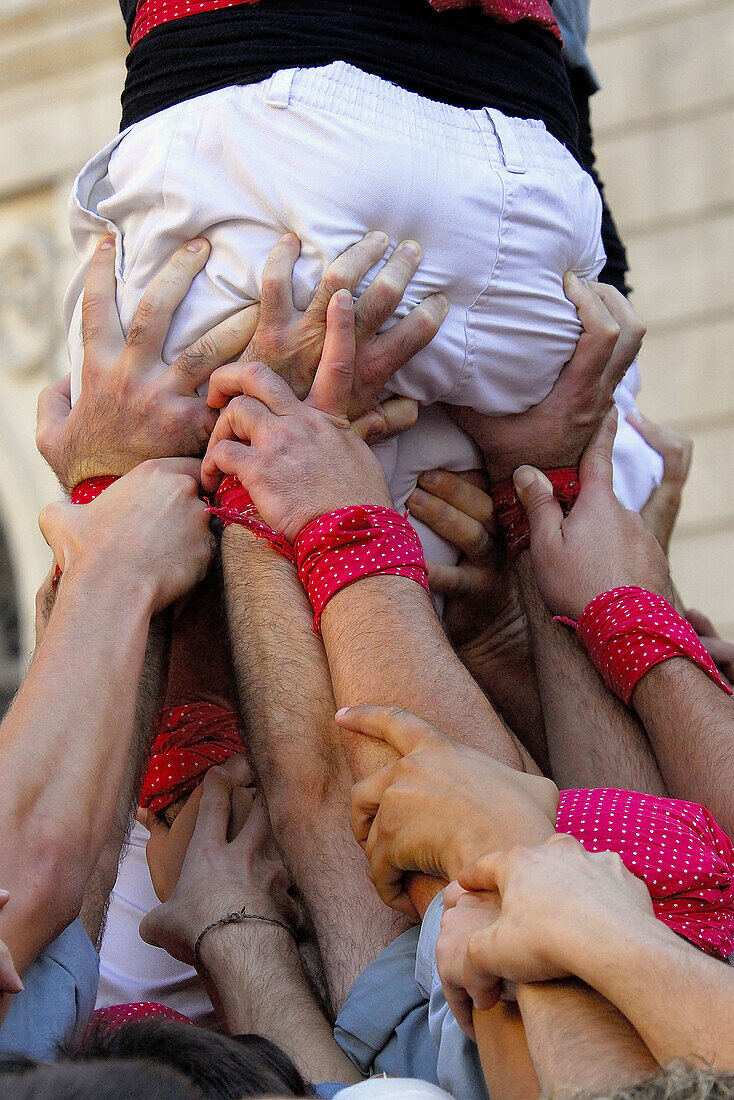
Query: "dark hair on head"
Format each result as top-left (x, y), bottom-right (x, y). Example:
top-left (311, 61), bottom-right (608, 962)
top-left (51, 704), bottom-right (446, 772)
top-left (551, 1061), bottom-right (734, 1100)
top-left (0, 1021), bottom-right (314, 1099)
top-left (75, 1020), bottom-right (314, 1097)
top-left (0, 1054), bottom-right (203, 1099)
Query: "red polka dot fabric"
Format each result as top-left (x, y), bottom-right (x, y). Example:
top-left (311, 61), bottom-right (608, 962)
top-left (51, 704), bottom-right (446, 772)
top-left (557, 788), bottom-right (734, 961)
top-left (140, 702), bottom-right (244, 812)
top-left (51, 476), bottom-right (121, 590)
top-left (87, 1001), bottom-right (193, 1033)
top-left (130, 0), bottom-right (560, 49)
top-left (295, 506), bottom-right (430, 635)
top-left (491, 467), bottom-right (580, 560)
top-left (557, 586), bottom-right (733, 706)
top-left (209, 475), bottom-right (295, 561)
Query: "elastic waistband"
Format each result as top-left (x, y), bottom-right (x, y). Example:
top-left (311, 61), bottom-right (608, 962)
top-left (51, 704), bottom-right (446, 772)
top-left (258, 61), bottom-right (575, 168)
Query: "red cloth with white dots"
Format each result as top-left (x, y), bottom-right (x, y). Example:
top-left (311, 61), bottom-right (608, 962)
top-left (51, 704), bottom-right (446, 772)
top-left (140, 702), bottom-right (244, 812)
top-left (209, 475), bottom-right (295, 561)
top-left (130, 0), bottom-right (560, 49)
top-left (557, 788), bottom-right (734, 960)
top-left (556, 586), bottom-right (733, 706)
top-left (490, 466), bottom-right (580, 560)
top-left (294, 505), bottom-right (430, 634)
top-left (87, 1001), bottom-right (193, 1033)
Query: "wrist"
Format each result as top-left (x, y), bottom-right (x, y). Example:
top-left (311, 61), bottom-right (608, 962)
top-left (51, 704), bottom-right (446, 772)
top-left (195, 913), bottom-right (297, 976)
top-left (61, 553), bottom-right (157, 618)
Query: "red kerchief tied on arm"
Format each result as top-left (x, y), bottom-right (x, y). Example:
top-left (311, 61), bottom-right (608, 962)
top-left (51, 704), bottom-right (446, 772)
top-left (141, 702), bottom-right (244, 813)
top-left (557, 788), bottom-right (734, 961)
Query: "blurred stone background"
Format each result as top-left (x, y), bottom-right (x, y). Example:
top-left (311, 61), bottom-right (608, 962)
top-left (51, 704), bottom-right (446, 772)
top-left (0, 0), bottom-right (731, 714)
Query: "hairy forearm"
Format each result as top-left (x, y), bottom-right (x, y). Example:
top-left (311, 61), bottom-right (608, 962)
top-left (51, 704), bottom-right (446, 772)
top-left (0, 563), bottom-right (154, 970)
top-left (516, 978), bottom-right (657, 1093)
top-left (568, 912), bottom-right (734, 1070)
top-left (200, 923), bottom-right (360, 1085)
top-left (321, 577), bottom-right (521, 773)
top-left (514, 554), bottom-right (666, 794)
top-left (80, 612), bottom-right (171, 947)
top-left (632, 659), bottom-right (734, 835)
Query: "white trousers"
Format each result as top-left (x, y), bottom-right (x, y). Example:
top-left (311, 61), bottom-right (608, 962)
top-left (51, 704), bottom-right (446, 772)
top-left (65, 60), bottom-right (661, 566)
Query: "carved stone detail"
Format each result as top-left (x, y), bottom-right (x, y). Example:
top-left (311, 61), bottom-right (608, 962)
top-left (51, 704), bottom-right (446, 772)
top-left (0, 227), bottom-right (58, 377)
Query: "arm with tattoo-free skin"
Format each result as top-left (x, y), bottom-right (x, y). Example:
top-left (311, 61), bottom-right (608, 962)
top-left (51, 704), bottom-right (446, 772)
top-left (0, 460), bottom-right (212, 1019)
top-left (515, 414), bottom-right (734, 833)
top-left (141, 765), bottom-right (360, 1085)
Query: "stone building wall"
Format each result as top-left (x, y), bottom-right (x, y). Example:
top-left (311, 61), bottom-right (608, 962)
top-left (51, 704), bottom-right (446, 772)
top-left (0, 0), bottom-right (731, 705)
top-left (590, 0), bottom-right (734, 636)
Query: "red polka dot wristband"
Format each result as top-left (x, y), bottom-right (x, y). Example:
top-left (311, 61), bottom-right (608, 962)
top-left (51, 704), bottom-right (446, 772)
top-left (557, 788), bottom-right (734, 960)
top-left (556, 586), bottom-right (733, 706)
top-left (51, 476), bottom-right (120, 589)
top-left (209, 475), bottom-right (295, 561)
top-left (490, 467), bottom-right (580, 559)
top-left (294, 505), bottom-right (430, 635)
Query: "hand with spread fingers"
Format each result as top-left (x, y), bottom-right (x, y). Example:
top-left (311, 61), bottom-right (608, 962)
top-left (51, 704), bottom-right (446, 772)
top-left (339, 705), bottom-right (558, 920)
top-left (627, 411), bottom-right (693, 556)
top-left (512, 410), bottom-right (673, 621)
top-left (218, 230), bottom-right (448, 423)
top-left (437, 834), bottom-right (654, 1038)
top-left (36, 235), bottom-right (259, 492)
top-left (451, 277), bottom-right (646, 481)
top-left (38, 458), bottom-right (215, 612)
top-left (202, 292), bottom-right (394, 543)
top-left (140, 764), bottom-right (299, 968)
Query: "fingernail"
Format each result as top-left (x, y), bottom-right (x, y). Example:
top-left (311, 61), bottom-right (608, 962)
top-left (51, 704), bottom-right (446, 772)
top-left (512, 466), bottom-right (539, 492)
top-left (99, 235), bottom-right (115, 250)
top-left (419, 470), bottom-right (439, 487)
top-left (0, 890), bottom-right (9, 901)
top-left (186, 239), bottom-right (205, 252)
top-left (429, 293), bottom-right (450, 318)
top-left (399, 240), bottom-right (422, 262)
top-left (335, 289), bottom-right (353, 311)
top-left (366, 231), bottom-right (389, 246)
top-left (335, 708), bottom-right (350, 718)
top-left (410, 488), bottom-right (428, 506)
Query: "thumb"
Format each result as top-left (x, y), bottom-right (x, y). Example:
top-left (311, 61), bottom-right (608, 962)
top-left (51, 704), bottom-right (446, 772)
top-left (38, 501), bottom-right (76, 571)
top-left (579, 407), bottom-right (618, 487)
top-left (513, 466), bottom-right (563, 550)
top-left (36, 374), bottom-right (72, 463)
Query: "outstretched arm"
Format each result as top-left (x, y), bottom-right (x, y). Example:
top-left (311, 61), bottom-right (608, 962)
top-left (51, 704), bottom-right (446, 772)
top-left (0, 461), bottom-right (213, 1015)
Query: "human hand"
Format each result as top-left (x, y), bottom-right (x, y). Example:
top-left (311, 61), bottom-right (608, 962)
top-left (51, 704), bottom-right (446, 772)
top-left (627, 411), bottom-right (693, 556)
top-left (202, 292), bottom-right (393, 542)
top-left (0, 891), bottom-right (23, 995)
top-left (144, 755), bottom-right (253, 902)
top-left (140, 764), bottom-right (299, 967)
top-left (340, 705), bottom-right (558, 919)
top-left (451, 277), bottom-right (646, 481)
top-left (225, 231), bottom-right (448, 420)
top-left (450, 835), bottom-right (654, 1004)
top-left (685, 610), bottom-right (734, 686)
top-left (38, 458), bottom-right (215, 613)
top-left (36, 235), bottom-right (258, 492)
top-left (436, 881), bottom-right (502, 1037)
top-left (513, 410), bottom-right (673, 620)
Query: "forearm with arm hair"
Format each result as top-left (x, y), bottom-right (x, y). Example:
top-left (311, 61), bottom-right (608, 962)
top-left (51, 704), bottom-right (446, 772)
top-left (198, 923), bottom-right (361, 1086)
top-left (567, 910), bottom-right (734, 1069)
top-left (80, 612), bottom-right (171, 947)
top-left (516, 978), bottom-right (657, 1094)
top-left (221, 527), bottom-right (407, 1012)
top-left (0, 563), bottom-right (154, 975)
top-left (514, 554), bottom-right (666, 793)
top-left (321, 576), bottom-right (522, 772)
top-left (632, 659), bottom-right (734, 836)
